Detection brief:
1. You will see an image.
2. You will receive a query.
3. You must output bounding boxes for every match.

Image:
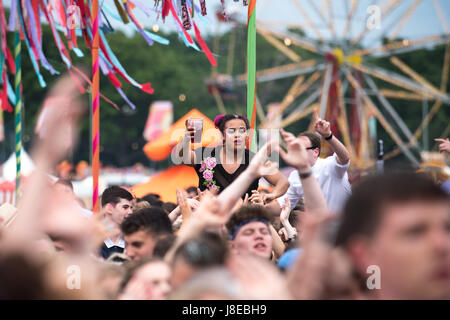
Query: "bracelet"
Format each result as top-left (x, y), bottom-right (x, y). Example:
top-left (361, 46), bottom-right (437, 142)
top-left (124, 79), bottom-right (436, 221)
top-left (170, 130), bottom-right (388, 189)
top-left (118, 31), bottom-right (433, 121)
top-left (299, 170), bottom-right (312, 179)
top-left (324, 132), bottom-right (333, 140)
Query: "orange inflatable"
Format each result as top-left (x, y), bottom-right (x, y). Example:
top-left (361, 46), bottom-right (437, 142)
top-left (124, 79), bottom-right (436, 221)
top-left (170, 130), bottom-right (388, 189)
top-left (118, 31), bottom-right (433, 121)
top-left (143, 109), bottom-right (221, 161)
top-left (132, 165), bottom-right (199, 203)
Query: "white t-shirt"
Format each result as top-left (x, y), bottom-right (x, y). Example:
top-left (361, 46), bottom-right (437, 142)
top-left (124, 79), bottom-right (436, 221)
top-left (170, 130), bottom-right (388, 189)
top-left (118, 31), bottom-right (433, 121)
top-left (278, 153), bottom-right (351, 213)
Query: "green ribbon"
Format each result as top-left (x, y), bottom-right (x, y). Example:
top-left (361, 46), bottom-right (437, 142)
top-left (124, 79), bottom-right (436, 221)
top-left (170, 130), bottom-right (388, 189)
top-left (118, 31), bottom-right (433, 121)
top-left (247, 0), bottom-right (257, 152)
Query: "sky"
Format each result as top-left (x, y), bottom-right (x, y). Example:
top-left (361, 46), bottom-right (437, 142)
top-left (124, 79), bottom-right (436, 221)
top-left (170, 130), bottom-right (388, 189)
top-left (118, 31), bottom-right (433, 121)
top-left (102, 0), bottom-right (450, 50)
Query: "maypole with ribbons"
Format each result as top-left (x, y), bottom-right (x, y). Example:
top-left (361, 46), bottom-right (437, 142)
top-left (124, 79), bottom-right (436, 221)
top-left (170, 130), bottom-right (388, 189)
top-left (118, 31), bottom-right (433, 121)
top-left (0, 0), bottom-right (252, 208)
top-left (247, 0), bottom-right (257, 152)
top-left (14, 27), bottom-right (21, 201)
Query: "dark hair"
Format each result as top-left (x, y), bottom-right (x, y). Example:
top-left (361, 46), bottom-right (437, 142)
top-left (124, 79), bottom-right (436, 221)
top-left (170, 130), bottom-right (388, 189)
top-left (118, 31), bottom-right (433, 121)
top-left (299, 132), bottom-right (322, 154)
top-left (185, 186), bottom-right (198, 195)
top-left (55, 179), bottom-right (73, 190)
top-left (289, 210), bottom-right (299, 227)
top-left (285, 239), bottom-right (300, 252)
top-left (101, 186), bottom-right (133, 208)
top-left (120, 207), bottom-right (173, 237)
top-left (162, 202), bottom-right (177, 214)
top-left (226, 205), bottom-right (272, 239)
top-left (0, 252), bottom-right (47, 299)
top-left (174, 231), bottom-right (227, 268)
top-left (335, 172), bottom-right (449, 248)
top-left (214, 114), bottom-right (250, 135)
top-left (140, 194), bottom-right (164, 207)
top-left (153, 234), bottom-right (177, 258)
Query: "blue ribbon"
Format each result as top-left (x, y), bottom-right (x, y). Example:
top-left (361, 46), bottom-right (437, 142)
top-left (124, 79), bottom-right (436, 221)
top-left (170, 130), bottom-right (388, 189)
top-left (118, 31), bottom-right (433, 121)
top-left (7, 77), bottom-right (16, 105)
top-left (102, 4), bottom-right (170, 45)
top-left (24, 0), bottom-right (58, 75)
top-left (8, 0), bottom-right (17, 31)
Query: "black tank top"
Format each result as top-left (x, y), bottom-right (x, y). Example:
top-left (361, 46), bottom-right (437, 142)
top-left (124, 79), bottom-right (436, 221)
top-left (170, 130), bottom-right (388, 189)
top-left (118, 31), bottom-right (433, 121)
top-left (193, 146), bottom-right (259, 198)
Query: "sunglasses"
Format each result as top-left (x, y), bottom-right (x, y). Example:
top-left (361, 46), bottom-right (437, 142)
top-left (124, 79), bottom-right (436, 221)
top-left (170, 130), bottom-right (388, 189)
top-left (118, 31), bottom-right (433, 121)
top-left (306, 146), bottom-right (317, 150)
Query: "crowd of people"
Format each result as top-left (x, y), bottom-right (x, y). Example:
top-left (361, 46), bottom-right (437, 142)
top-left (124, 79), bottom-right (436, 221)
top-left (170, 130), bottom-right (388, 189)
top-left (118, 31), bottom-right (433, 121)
top-left (0, 74), bottom-right (449, 300)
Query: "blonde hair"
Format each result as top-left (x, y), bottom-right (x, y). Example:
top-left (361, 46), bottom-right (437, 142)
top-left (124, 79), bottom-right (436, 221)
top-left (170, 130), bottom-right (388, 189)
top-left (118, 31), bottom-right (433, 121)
top-left (133, 200), bottom-right (151, 212)
top-left (416, 166), bottom-right (450, 184)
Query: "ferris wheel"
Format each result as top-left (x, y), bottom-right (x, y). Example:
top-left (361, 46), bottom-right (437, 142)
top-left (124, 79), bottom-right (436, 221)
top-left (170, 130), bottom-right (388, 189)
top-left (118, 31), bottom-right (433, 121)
top-left (209, 0), bottom-right (450, 169)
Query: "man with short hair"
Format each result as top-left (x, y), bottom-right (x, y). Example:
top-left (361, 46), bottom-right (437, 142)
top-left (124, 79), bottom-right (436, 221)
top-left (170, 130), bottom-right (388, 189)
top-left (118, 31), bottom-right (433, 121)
top-left (226, 205), bottom-right (273, 260)
top-left (99, 186), bottom-right (134, 259)
top-left (277, 111), bottom-right (351, 213)
top-left (335, 172), bottom-right (450, 299)
top-left (121, 207), bottom-right (173, 261)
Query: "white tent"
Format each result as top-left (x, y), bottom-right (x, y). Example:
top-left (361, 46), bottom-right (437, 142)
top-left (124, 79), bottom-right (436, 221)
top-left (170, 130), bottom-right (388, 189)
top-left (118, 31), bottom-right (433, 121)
top-left (1, 148), bottom-right (35, 181)
top-left (72, 176), bottom-right (106, 199)
top-left (72, 173), bottom-right (148, 198)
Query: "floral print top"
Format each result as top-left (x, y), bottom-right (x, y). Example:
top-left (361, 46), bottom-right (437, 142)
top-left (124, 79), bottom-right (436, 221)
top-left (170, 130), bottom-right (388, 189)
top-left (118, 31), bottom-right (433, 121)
top-left (193, 146), bottom-right (259, 198)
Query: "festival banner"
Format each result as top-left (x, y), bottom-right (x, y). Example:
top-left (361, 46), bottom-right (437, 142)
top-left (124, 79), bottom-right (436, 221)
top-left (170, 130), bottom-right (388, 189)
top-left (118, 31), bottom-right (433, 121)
top-left (143, 101), bottom-right (174, 142)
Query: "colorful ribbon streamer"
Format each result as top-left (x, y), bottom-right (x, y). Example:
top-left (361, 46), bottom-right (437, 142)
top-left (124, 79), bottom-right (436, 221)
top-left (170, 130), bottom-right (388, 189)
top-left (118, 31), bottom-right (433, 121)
top-left (102, 3), bottom-right (169, 45)
top-left (1, 0), bottom-right (227, 113)
top-left (17, 0), bottom-right (46, 87)
top-left (0, 0), bottom-right (12, 111)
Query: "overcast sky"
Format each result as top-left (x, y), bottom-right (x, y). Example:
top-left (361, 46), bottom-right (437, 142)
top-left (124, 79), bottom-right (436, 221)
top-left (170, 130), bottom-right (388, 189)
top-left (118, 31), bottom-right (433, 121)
top-left (102, 0), bottom-right (450, 49)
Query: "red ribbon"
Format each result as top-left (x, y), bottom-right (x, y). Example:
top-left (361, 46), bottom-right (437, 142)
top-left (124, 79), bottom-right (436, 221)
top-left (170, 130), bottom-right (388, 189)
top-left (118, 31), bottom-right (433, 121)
top-left (193, 22), bottom-right (216, 66)
top-left (167, 0), bottom-right (194, 44)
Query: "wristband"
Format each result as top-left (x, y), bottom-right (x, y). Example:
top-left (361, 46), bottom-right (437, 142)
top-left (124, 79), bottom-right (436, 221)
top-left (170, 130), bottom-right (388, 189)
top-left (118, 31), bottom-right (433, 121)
top-left (299, 170), bottom-right (312, 179)
top-left (324, 132), bottom-right (333, 140)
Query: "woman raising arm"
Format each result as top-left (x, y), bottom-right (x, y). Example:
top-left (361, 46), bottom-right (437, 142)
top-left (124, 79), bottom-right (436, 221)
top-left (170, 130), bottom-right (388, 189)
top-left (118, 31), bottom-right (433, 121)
top-left (174, 114), bottom-right (289, 199)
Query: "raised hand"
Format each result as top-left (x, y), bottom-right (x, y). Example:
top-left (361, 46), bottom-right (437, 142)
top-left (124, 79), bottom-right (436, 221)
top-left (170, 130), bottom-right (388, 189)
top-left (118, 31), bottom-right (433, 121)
top-left (243, 193), bottom-right (249, 206)
top-left (277, 129), bottom-right (310, 171)
top-left (3, 73), bottom-right (86, 247)
top-left (261, 192), bottom-right (277, 205)
top-left (190, 191), bottom-right (229, 228)
top-left (278, 227), bottom-right (288, 242)
top-left (247, 140), bottom-right (279, 177)
top-left (176, 188), bottom-right (192, 222)
top-left (248, 190), bottom-right (264, 206)
top-left (165, 190), bottom-right (230, 263)
top-left (36, 73), bottom-right (85, 163)
top-left (186, 198), bottom-right (200, 210)
top-left (279, 128), bottom-right (296, 144)
top-left (313, 109), bottom-right (331, 138)
top-left (435, 138), bottom-right (450, 154)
